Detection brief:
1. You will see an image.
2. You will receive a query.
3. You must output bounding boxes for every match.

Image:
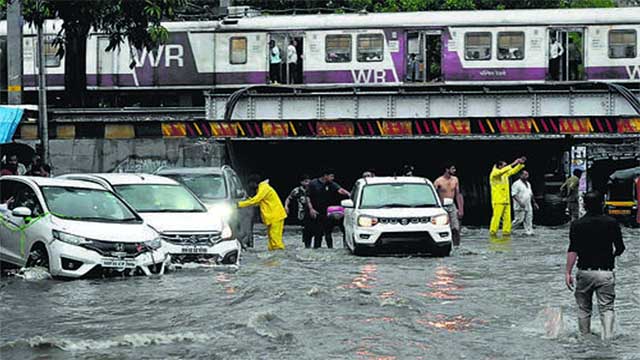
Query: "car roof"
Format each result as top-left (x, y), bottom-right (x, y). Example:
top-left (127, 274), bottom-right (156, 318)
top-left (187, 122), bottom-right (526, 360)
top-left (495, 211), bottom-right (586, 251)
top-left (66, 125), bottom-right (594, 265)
top-left (360, 176), bottom-right (431, 185)
top-left (69, 173), bottom-right (180, 186)
top-left (155, 167), bottom-right (225, 175)
top-left (1, 175), bottom-right (107, 190)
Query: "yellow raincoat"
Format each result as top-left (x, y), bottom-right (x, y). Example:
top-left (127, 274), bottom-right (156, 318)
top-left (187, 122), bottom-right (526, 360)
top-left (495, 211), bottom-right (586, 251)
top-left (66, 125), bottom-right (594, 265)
top-left (238, 180), bottom-right (287, 250)
top-left (489, 163), bottom-right (525, 235)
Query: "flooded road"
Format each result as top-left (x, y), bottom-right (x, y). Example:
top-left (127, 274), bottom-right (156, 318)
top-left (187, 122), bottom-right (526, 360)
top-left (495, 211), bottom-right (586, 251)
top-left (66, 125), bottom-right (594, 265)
top-left (1, 226), bottom-right (638, 360)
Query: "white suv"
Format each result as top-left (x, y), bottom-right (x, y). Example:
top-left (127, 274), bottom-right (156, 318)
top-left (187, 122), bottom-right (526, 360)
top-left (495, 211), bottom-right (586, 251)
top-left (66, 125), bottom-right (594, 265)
top-left (58, 173), bottom-right (241, 265)
top-left (342, 177), bottom-right (452, 257)
top-left (0, 176), bottom-right (168, 278)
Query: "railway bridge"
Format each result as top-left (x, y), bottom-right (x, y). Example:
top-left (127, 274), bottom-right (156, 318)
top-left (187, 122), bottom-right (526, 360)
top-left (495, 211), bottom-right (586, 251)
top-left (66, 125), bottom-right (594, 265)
top-left (8, 83), bottom-right (640, 224)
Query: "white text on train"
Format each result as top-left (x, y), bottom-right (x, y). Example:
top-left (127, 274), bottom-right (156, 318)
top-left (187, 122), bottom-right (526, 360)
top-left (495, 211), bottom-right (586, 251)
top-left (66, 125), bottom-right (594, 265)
top-left (132, 45), bottom-right (185, 68)
top-left (351, 69), bottom-right (387, 83)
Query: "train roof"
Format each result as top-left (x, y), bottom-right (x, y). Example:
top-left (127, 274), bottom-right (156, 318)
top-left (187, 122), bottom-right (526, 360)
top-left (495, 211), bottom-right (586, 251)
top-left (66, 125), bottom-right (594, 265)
top-left (218, 7), bottom-right (640, 31)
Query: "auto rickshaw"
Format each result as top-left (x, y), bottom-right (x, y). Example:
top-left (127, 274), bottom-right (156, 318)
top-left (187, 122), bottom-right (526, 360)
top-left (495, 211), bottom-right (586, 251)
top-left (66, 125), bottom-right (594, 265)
top-left (604, 167), bottom-right (640, 226)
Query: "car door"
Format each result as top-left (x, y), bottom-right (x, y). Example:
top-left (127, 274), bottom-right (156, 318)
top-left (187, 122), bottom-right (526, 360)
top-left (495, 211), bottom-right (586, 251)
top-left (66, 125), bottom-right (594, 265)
top-left (226, 169), bottom-right (254, 247)
top-left (0, 180), bottom-right (45, 265)
top-left (343, 183), bottom-right (360, 247)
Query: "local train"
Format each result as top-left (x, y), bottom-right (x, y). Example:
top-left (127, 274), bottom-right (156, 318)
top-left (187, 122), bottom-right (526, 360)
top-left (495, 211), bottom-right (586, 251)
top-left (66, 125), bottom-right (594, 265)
top-left (1, 7), bottom-right (639, 105)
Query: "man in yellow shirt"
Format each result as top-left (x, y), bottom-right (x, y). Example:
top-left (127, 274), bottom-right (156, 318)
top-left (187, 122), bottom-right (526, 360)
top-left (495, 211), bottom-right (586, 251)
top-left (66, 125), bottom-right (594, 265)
top-left (238, 175), bottom-right (287, 251)
top-left (489, 157), bottom-right (526, 236)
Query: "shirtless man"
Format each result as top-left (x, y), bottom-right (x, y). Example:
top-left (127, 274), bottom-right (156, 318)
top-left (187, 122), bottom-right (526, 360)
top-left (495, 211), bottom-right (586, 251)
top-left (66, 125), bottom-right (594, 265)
top-left (434, 163), bottom-right (464, 246)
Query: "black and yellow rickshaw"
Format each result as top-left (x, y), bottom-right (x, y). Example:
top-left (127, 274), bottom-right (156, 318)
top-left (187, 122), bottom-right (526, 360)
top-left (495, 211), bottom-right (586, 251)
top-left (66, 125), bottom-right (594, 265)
top-left (605, 167), bottom-right (640, 226)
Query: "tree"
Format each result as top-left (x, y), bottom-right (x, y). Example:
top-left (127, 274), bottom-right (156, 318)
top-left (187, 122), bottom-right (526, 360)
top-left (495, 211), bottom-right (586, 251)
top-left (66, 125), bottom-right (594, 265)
top-left (21, 0), bottom-right (187, 107)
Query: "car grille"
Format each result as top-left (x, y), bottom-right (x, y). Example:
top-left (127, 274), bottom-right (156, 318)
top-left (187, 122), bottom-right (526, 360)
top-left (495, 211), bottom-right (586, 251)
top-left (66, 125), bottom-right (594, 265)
top-left (160, 232), bottom-right (222, 246)
top-left (378, 217), bottom-right (430, 225)
top-left (378, 231), bottom-right (434, 243)
top-left (82, 240), bottom-right (147, 258)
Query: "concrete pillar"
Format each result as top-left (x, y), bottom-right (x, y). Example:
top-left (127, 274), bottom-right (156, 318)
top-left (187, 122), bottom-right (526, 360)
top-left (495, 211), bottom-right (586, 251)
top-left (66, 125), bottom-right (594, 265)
top-left (7, 0), bottom-right (23, 105)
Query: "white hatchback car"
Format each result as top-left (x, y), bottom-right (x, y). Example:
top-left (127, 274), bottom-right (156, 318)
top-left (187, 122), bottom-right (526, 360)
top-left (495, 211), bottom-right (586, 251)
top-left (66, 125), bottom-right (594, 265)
top-left (58, 173), bottom-right (241, 265)
top-left (342, 177), bottom-right (452, 257)
top-left (0, 176), bottom-right (168, 278)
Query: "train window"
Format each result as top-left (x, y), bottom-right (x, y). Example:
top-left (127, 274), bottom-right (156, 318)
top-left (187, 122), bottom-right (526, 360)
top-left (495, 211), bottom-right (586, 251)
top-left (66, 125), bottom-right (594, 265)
top-left (325, 35), bottom-right (352, 63)
top-left (357, 34), bottom-right (384, 62)
top-left (229, 37), bottom-right (247, 64)
top-left (44, 35), bottom-right (60, 67)
top-left (497, 32), bottom-right (524, 60)
top-left (464, 32), bottom-right (491, 61)
top-left (608, 30), bottom-right (636, 59)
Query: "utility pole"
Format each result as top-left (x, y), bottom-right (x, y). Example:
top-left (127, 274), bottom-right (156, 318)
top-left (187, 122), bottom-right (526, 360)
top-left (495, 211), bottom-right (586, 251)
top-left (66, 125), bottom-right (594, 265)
top-left (37, 24), bottom-right (49, 163)
top-left (8, 0), bottom-right (23, 105)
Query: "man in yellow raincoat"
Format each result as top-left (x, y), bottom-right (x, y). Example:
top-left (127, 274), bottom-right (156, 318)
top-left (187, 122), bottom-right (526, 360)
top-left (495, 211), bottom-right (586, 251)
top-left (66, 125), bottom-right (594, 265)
top-left (489, 157), bottom-right (526, 236)
top-left (238, 175), bottom-right (287, 250)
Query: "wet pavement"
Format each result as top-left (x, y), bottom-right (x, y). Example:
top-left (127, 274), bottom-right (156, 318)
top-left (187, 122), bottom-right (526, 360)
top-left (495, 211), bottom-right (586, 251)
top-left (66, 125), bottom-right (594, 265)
top-left (1, 225), bottom-right (638, 360)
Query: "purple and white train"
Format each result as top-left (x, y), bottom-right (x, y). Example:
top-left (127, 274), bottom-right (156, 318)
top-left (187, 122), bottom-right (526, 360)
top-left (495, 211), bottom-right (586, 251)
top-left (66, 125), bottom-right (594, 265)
top-left (1, 7), bottom-right (639, 96)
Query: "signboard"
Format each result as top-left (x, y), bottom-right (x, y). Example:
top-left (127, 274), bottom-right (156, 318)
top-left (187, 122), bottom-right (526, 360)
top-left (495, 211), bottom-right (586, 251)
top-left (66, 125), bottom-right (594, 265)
top-left (262, 122), bottom-right (288, 137)
top-left (499, 119), bottom-right (532, 134)
top-left (211, 122), bottom-right (238, 137)
top-left (440, 119), bottom-right (470, 135)
top-left (380, 121), bottom-right (412, 136)
top-left (617, 118), bottom-right (640, 133)
top-left (571, 145), bottom-right (588, 217)
top-left (317, 121), bottom-right (354, 137)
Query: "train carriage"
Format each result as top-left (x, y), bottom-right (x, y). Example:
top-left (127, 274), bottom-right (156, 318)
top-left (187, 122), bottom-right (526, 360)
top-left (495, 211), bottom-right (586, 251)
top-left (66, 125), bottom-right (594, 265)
top-left (1, 7), bottom-right (639, 104)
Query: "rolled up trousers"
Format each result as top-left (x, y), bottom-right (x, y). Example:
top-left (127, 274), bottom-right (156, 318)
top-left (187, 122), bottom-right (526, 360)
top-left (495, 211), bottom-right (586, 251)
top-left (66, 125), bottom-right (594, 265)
top-left (490, 203), bottom-right (512, 234)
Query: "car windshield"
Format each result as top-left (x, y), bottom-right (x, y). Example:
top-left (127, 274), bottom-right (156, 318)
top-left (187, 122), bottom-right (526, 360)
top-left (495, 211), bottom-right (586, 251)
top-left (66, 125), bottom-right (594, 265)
top-left (114, 184), bottom-right (206, 213)
top-left (164, 174), bottom-right (227, 200)
top-left (360, 183), bottom-right (439, 209)
top-left (41, 186), bottom-right (140, 222)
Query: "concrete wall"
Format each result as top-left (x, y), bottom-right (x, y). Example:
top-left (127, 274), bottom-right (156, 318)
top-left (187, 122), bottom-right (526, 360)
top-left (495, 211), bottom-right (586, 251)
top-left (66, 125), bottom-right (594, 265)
top-left (41, 138), bottom-right (226, 175)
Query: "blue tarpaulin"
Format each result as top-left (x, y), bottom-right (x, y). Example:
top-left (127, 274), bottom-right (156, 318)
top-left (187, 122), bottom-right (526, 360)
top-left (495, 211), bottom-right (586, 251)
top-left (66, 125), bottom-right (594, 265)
top-left (0, 106), bottom-right (24, 144)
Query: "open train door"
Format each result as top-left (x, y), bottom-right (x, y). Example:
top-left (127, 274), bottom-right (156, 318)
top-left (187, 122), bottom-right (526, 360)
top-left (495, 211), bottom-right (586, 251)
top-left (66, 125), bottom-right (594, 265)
top-left (548, 28), bottom-right (585, 81)
top-left (268, 32), bottom-right (305, 85)
top-left (406, 29), bottom-right (442, 83)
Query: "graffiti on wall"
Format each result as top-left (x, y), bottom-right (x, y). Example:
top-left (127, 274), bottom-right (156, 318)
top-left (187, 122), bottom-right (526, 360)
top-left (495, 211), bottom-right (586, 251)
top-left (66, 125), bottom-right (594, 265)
top-left (112, 156), bottom-right (171, 174)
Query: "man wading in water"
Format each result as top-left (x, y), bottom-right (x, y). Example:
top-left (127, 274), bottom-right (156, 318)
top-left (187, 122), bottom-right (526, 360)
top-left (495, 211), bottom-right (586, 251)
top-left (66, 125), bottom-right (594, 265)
top-left (565, 191), bottom-right (625, 340)
top-left (434, 163), bottom-right (464, 245)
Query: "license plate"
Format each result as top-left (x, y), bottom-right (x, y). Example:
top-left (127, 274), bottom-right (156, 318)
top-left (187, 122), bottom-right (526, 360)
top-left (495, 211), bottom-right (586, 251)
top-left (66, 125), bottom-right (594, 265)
top-left (608, 209), bottom-right (631, 215)
top-left (181, 247), bottom-right (209, 254)
top-left (102, 259), bottom-right (137, 268)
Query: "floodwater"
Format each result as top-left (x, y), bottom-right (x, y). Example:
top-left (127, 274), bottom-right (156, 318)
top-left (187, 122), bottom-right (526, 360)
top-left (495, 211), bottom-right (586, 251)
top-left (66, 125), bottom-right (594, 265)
top-left (1, 226), bottom-right (638, 360)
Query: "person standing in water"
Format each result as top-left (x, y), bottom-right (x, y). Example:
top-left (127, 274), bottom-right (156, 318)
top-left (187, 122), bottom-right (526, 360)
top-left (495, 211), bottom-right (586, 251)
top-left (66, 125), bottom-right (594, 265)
top-left (565, 191), bottom-right (625, 340)
top-left (434, 163), bottom-right (464, 246)
top-left (238, 175), bottom-right (287, 251)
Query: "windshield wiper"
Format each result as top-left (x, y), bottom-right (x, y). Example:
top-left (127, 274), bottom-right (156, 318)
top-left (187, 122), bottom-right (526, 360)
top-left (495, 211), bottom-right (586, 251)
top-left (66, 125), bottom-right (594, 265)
top-left (411, 204), bottom-right (439, 208)
top-left (141, 209), bottom-right (204, 213)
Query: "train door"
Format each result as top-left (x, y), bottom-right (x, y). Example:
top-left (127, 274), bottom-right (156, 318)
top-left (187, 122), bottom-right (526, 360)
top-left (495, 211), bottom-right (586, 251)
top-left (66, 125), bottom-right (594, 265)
top-left (406, 30), bottom-right (442, 83)
top-left (548, 28), bottom-right (584, 81)
top-left (96, 36), bottom-right (118, 87)
top-left (268, 32), bottom-right (304, 84)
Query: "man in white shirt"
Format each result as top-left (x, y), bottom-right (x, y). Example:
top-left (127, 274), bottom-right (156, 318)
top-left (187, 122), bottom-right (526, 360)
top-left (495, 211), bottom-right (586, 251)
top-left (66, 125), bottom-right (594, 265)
top-left (511, 170), bottom-right (538, 235)
top-left (286, 40), bottom-right (298, 84)
top-left (549, 35), bottom-right (564, 81)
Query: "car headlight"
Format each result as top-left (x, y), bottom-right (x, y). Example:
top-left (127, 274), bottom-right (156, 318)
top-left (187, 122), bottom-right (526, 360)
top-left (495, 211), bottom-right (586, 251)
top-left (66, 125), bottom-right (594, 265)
top-left (221, 223), bottom-right (233, 240)
top-left (431, 214), bottom-right (450, 226)
top-left (52, 230), bottom-right (92, 245)
top-left (207, 203), bottom-right (234, 221)
top-left (358, 215), bottom-right (378, 227)
top-left (144, 238), bottom-right (162, 250)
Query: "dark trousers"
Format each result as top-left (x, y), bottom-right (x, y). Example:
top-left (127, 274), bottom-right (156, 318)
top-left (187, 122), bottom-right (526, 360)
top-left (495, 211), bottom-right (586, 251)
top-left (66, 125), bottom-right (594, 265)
top-left (302, 218), bottom-right (314, 248)
top-left (569, 60), bottom-right (580, 80)
top-left (270, 63), bottom-right (281, 83)
top-left (288, 63), bottom-right (297, 84)
top-left (312, 215), bottom-right (332, 249)
top-left (550, 57), bottom-right (561, 80)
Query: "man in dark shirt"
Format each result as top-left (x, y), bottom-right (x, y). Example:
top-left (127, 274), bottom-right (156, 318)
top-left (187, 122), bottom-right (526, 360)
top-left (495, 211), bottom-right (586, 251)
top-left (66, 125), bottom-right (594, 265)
top-left (565, 191), bottom-right (625, 340)
top-left (307, 169), bottom-right (350, 249)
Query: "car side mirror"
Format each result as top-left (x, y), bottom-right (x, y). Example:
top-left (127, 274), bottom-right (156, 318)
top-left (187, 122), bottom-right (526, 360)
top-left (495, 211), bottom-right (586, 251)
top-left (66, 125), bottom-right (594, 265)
top-left (341, 199), bottom-right (354, 208)
top-left (12, 207), bottom-right (32, 218)
top-left (442, 198), bottom-right (454, 206)
top-left (234, 189), bottom-right (246, 198)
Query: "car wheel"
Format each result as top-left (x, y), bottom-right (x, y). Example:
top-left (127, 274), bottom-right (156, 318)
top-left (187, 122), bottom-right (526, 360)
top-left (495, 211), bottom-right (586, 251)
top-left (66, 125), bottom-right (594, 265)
top-left (220, 250), bottom-right (239, 265)
top-left (26, 243), bottom-right (50, 272)
top-left (431, 243), bottom-right (452, 257)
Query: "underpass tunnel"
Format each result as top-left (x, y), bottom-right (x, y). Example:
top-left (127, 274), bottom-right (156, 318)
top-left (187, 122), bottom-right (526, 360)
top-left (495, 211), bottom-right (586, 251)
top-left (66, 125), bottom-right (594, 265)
top-left (226, 139), bottom-right (570, 226)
